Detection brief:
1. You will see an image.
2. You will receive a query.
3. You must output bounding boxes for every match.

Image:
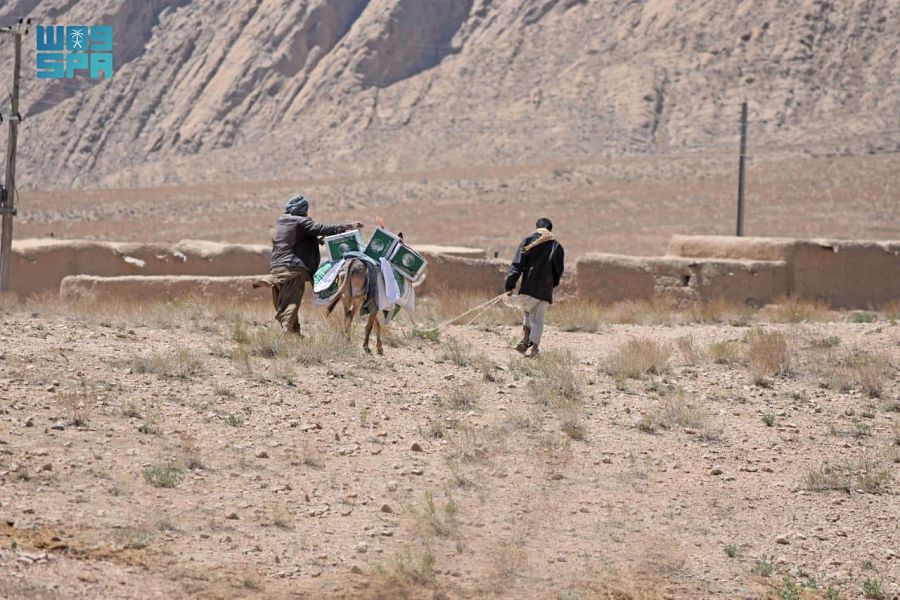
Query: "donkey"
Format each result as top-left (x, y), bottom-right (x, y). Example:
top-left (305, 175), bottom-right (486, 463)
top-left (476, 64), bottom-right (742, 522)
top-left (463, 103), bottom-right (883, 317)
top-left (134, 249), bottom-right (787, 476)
top-left (325, 257), bottom-right (385, 355)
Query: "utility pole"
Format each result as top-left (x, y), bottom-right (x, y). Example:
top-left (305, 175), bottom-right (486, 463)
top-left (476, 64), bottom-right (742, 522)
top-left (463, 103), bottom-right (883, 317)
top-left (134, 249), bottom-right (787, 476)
top-left (736, 101), bottom-right (748, 237)
top-left (0, 18), bottom-right (29, 292)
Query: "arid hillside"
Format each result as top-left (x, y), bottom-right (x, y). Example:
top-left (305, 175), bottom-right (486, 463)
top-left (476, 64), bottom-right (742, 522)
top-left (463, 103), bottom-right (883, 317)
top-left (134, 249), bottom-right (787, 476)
top-left (1, 0), bottom-right (898, 190)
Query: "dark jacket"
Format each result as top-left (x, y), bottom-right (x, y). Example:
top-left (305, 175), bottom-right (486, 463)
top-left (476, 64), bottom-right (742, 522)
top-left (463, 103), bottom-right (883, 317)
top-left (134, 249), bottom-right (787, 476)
top-left (504, 233), bottom-right (565, 303)
top-left (270, 215), bottom-right (348, 272)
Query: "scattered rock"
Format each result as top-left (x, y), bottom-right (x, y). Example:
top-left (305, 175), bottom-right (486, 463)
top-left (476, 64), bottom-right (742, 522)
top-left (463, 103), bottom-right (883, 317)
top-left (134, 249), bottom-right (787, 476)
top-left (776, 535), bottom-right (790, 545)
top-left (708, 467), bottom-right (724, 476)
top-left (380, 504), bottom-right (393, 514)
top-left (225, 512), bottom-right (239, 520)
top-left (410, 442), bottom-right (423, 452)
top-left (350, 565), bottom-right (364, 575)
top-left (256, 451), bottom-right (269, 459)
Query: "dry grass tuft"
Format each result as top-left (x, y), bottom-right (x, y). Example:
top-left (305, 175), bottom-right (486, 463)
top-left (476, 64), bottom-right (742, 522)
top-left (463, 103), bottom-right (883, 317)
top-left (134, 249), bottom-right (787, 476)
top-left (745, 328), bottom-right (790, 384)
top-left (448, 425), bottom-right (491, 465)
top-left (235, 319), bottom-right (355, 365)
top-left (686, 298), bottom-right (755, 325)
top-left (638, 392), bottom-right (722, 440)
top-left (606, 338), bottom-right (671, 380)
top-left (852, 353), bottom-right (893, 398)
top-left (760, 296), bottom-right (833, 323)
top-left (443, 381), bottom-right (480, 411)
top-left (514, 350), bottom-right (582, 405)
top-left (408, 491), bottom-right (458, 538)
top-left (133, 348), bottom-right (205, 379)
top-left (675, 335), bottom-right (703, 365)
top-left (822, 351), bottom-right (893, 397)
top-left (440, 336), bottom-right (473, 367)
top-left (558, 401), bottom-right (587, 441)
top-left (58, 380), bottom-right (95, 426)
top-left (707, 340), bottom-right (741, 364)
top-left (804, 457), bottom-right (892, 494)
top-left (601, 297), bottom-right (681, 326)
top-left (548, 298), bottom-right (607, 332)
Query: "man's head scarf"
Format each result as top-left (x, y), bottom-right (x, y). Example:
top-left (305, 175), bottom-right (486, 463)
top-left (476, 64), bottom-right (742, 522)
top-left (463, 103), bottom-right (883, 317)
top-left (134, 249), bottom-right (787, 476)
top-left (285, 195), bottom-right (309, 216)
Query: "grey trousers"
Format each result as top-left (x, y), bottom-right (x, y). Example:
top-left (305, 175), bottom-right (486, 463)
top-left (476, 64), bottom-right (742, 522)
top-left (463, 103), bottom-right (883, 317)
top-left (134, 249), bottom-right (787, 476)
top-left (519, 295), bottom-right (549, 346)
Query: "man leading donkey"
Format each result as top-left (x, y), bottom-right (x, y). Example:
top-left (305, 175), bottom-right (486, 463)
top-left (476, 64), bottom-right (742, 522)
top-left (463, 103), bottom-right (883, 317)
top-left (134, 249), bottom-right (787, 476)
top-left (504, 217), bottom-right (565, 357)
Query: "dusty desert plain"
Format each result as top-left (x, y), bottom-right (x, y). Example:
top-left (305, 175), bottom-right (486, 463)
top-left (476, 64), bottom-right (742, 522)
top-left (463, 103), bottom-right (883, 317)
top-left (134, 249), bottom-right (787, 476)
top-left (3, 133), bottom-right (900, 600)
top-left (0, 289), bottom-right (898, 599)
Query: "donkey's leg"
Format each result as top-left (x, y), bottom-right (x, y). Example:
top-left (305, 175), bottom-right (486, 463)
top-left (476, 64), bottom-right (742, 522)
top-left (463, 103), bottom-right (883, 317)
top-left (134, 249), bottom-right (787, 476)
top-left (364, 313), bottom-right (377, 354)
top-left (345, 297), bottom-right (363, 339)
top-left (374, 315), bottom-right (383, 356)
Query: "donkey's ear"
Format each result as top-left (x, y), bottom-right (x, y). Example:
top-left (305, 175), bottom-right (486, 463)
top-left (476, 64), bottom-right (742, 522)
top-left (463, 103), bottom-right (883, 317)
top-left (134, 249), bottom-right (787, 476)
top-left (398, 232), bottom-right (404, 242)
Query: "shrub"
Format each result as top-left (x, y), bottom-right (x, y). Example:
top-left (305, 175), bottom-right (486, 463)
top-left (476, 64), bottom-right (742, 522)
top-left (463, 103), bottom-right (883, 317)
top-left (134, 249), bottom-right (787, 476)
top-left (638, 392), bottom-right (721, 440)
top-left (444, 381), bottom-right (479, 410)
top-left (516, 350), bottom-right (582, 406)
top-left (852, 311), bottom-right (876, 324)
top-left (143, 465), bottom-right (184, 488)
top-left (675, 335), bottom-right (703, 365)
top-left (133, 348), bottom-right (205, 379)
top-left (804, 458), bottom-right (892, 494)
top-left (863, 578), bottom-right (884, 599)
top-left (761, 296), bottom-right (832, 323)
top-left (440, 336), bottom-right (473, 367)
top-left (605, 338), bottom-right (671, 380)
top-left (745, 328), bottom-right (790, 383)
top-left (708, 340), bottom-right (742, 364)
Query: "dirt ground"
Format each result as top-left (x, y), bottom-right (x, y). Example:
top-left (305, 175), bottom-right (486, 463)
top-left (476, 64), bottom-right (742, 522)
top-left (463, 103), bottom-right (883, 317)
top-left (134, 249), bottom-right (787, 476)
top-left (0, 297), bottom-right (897, 599)
top-left (15, 153), bottom-right (900, 260)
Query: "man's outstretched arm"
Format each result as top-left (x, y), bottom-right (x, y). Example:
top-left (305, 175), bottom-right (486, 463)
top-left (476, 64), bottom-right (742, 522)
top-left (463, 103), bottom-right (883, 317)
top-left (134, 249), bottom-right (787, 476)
top-left (299, 218), bottom-right (363, 237)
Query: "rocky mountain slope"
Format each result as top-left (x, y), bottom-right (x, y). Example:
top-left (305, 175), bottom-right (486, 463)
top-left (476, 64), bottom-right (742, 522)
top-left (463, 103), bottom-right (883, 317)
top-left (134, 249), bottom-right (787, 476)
top-left (1, 0), bottom-right (898, 190)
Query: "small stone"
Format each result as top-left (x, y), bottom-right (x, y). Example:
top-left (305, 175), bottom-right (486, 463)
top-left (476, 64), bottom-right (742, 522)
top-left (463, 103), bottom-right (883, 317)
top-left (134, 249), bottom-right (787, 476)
top-left (356, 542), bottom-right (368, 553)
top-left (386, 480), bottom-right (399, 491)
top-left (844, 408), bottom-right (855, 417)
top-left (256, 451), bottom-right (269, 459)
top-left (410, 442), bottom-right (423, 452)
top-left (50, 422), bottom-right (65, 431)
top-left (776, 535), bottom-right (790, 545)
top-left (708, 467), bottom-right (724, 476)
top-left (350, 565), bottom-right (363, 575)
top-left (41, 463), bottom-right (52, 472)
top-left (225, 512), bottom-right (239, 520)
top-left (380, 504), bottom-right (393, 514)
top-left (24, 416), bottom-right (34, 427)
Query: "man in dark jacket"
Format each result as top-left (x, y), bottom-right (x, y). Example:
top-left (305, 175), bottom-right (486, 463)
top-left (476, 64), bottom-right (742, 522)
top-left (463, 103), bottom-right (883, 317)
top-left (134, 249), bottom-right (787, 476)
top-left (504, 217), bottom-right (565, 356)
top-left (267, 195), bottom-right (362, 334)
